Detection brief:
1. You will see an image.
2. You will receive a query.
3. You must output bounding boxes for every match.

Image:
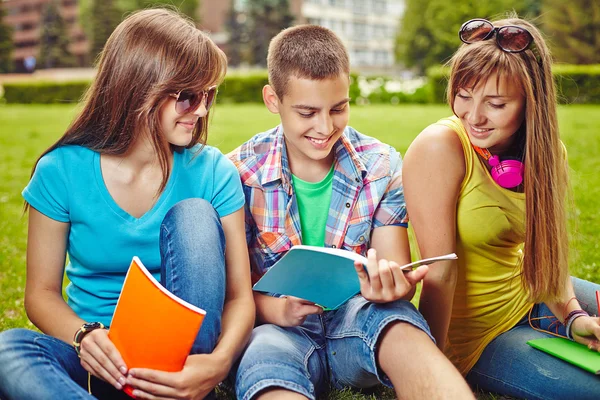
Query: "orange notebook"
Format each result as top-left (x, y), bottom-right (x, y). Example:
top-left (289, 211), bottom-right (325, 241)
top-left (108, 257), bottom-right (206, 397)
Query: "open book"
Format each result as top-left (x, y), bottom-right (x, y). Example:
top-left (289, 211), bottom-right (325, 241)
top-left (252, 245), bottom-right (457, 310)
top-left (108, 257), bottom-right (206, 397)
top-left (527, 337), bottom-right (600, 374)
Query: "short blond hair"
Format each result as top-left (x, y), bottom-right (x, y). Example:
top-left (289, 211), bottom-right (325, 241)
top-left (267, 24), bottom-right (350, 99)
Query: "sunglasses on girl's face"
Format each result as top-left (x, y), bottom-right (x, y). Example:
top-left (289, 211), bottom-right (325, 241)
top-left (170, 86), bottom-right (217, 115)
top-left (459, 19), bottom-right (534, 53)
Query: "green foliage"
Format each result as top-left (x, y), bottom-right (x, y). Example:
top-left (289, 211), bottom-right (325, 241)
top-left (124, 0), bottom-right (200, 21)
top-left (2, 81), bottom-right (91, 104)
top-left (230, 0), bottom-right (294, 66)
top-left (352, 75), bottom-right (430, 105)
top-left (0, 72), bottom-right (426, 106)
top-left (553, 64), bottom-right (600, 104)
top-left (542, 0), bottom-right (600, 64)
top-left (90, 0), bottom-right (122, 60)
top-left (79, 0), bottom-right (200, 65)
top-left (426, 64), bottom-right (600, 104)
top-left (219, 73), bottom-right (269, 103)
top-left (6, 65), bottom-right (600, 106)
top-left (395, 0), bottom-right (542, 73)
top-left (38, 1), bottom-right (76, 69)
top-left (0, 5), bottom-right (14, 73)
top-left (247, 0), bottom-right (294, 66)
top-left (426, 66), bottom-right (450, 103)
top-left (226, 3), bottom-right (248, 67)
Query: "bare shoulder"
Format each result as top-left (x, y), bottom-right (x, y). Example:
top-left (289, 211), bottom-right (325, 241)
top-left (404, 122), bottom-right (465, 185)
top-left (407, 123), bottom-right (464, 160)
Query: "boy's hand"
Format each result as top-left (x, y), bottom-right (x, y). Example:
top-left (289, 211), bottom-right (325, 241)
top-left (280, 296), bottom-right (323, 327)
top-left (126, 352), bottom-right (227, 400)
top-left (79, 328), bottom-right (128, 391)
top-left (354, 248), bottom-right (428, 303)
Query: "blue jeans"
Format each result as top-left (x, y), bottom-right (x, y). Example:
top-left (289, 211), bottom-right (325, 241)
top-left (467, 277), bottom-right (600, 400)
top-left (234, 296), bottom-right (433, 400)
top-left (0, 199), bottom-right (226, 400)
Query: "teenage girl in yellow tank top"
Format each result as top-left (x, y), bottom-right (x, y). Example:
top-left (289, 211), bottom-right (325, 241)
top-left (403, 16), bottom-right (600, 399)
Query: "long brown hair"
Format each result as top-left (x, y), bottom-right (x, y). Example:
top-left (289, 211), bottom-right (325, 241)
top-left (27, 8), bottom-right (227, 205)
top-left (447, 17), bottom-right (569, 302)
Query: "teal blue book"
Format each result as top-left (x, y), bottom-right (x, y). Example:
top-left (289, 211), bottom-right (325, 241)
top-left (527, 337), bottom-right (600, 374)
top-left (253, 245), bottom-right (457, 310)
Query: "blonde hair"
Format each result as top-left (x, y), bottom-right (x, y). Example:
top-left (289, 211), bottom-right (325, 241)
top-left (447, 17), bottom-right (569, 302)
top-left (267, 24), bottom-right (350, 100)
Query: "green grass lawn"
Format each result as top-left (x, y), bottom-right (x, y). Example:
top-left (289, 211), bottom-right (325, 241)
top-left (1, 103), bottom-right (599, 399)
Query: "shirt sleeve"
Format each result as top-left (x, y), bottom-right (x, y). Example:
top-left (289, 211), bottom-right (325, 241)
top-left (372, 148), bottom-right (408, 228)
top-left (211, 150), bottom-right (246, 218)
top-left (22, 149), bottom-right (70, 222)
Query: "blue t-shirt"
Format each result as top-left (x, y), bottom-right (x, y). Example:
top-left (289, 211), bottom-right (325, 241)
top-left (22, 145), bottom-right (245, 327)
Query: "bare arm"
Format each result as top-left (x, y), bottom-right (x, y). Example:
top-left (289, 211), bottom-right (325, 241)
top-left (24, 207), bottom-right (83, 342)
top-left (403, 125), bottom-right (465, 350)
top-left (26, 207), bottom-right (128, 389)
top-left (367, 225), bottom-right (423, 301)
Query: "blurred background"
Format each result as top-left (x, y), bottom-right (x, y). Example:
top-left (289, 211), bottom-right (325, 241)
top-left (0, 0), bottom-right (598, 105)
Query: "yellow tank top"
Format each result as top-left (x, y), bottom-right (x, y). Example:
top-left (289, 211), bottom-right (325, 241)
top-left (437, 116), bottom-right (533, 375)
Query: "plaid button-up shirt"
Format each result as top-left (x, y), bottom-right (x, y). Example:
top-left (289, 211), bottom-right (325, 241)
top-left (228, 125), bottom-right (408, 283)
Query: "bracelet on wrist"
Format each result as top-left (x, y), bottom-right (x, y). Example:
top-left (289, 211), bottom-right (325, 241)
top-left (564, 310), bottom-right (589, 340)
top-left (563, 309), bottom-right (588, 325)
top-left (73, 322), bottom-right (106, 357)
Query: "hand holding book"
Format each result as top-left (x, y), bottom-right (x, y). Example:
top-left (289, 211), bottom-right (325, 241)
top-left (355, 248), bottom-right (432, 304)
top-left (253, 245), bottom-right (458, 310)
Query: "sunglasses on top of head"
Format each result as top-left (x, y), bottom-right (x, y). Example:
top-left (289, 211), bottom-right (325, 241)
top-left (459, 19), bottom-right (534, 53)
top-left (170, 86), bottom-right (218, 115)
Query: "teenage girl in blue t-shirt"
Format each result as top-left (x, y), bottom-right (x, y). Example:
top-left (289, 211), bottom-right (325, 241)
top-left (0, 8), bottom-right (254, 400)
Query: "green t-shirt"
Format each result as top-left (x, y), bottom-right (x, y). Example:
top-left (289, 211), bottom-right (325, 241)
top-left (291, 165), bottom-right (334, 246)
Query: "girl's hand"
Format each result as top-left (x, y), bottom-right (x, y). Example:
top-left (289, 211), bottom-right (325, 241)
top-left (571, 315), bottom-right (600, 351)
top-left (126, 353), bottom-right (228, 400)
top-left (355, 248), bottom-right (428, 303)
top-left (280, 296), bottom-right (323, 327)
top-left (78, 328), bottom-right (128, 390)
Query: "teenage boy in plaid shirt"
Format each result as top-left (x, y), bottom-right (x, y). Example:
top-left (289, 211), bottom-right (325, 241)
top-left (228, 25), bottom-right (473, 400)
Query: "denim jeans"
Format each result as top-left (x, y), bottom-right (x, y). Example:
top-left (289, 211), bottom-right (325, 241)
top-left (234, 296), bottom-right (433, 400)
top-left (467, 277), bottom-right (600, 400)
top-left (0, 198), bottom-right (226, 400)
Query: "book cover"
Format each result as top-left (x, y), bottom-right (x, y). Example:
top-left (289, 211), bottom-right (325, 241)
top-left (252, 245), bottom-right (457, 310)
top-left (527, 337), bottom-right (600, 374)
top-left (108, 257), bottom-right (206, 397)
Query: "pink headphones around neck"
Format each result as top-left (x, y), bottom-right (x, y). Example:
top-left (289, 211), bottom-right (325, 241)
top-left (473, 146), bottom-right (524, 188)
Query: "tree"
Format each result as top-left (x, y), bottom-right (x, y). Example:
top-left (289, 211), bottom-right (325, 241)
top-left (542, 0), bottom-right (600, 64)
top-left (0, 5), bottom-right (14, 73)
top-left (245, 0), bottom-right (294, 66)
top-left (131, 0), bottom-right (200, 22)
top-left (395, 0), bottom-right (543, 73)
top-left (90, 0), bottom-right (122, 60)
top-left (225, 5), bottom-right (249, 66)
top-left (38, 1), bottom-right (76, 69)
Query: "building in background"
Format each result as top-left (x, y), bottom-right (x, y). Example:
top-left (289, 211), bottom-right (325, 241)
top-left (301, 0), bottom-right (404, 70)
top-left (201, 0), bottom-right (404, 73)
top-left (2, 0), bottom-right (87, 71)
top-left (1, 0), bottom-right (404, 73)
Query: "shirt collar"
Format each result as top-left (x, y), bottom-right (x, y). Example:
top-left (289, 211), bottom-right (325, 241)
top-left (259, 126), bottom-right (370, 190)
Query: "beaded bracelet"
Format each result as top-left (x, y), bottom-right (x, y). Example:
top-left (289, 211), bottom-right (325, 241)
top-left (564, 309), bottom-right (589, 340)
